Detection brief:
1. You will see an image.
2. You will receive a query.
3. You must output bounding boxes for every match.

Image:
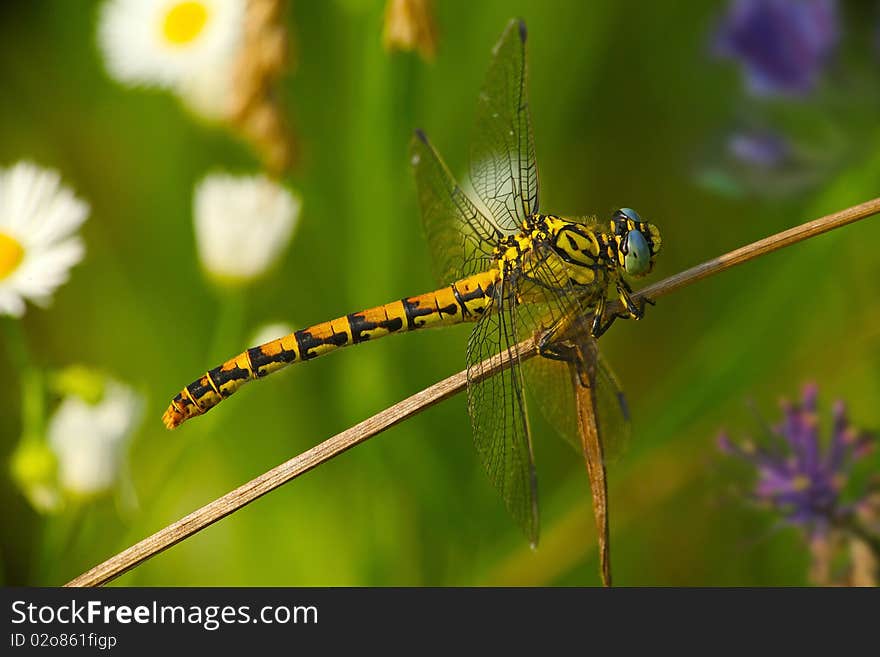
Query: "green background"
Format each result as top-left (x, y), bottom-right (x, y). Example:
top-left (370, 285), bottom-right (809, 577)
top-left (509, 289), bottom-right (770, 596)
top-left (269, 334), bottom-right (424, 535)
top-left (1, 0), bottom-right (879, 586)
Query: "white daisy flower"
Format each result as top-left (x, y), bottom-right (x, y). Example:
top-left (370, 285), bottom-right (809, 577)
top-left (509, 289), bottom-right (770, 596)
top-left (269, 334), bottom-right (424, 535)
top-left (0, 162), bottom-right (89, 318)
top-left (98, 0), bottom-right (245, 97)
top-left (249, 321), bottom-right (294, 347)
top-left (194, 172), bottom-right (301, 285)
top-left (48, 379), bottom-right (143, 498)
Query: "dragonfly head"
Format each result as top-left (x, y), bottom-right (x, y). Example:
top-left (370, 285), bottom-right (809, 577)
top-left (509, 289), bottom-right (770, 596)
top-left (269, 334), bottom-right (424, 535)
top-left (611, 208), bottom-right (661, 277)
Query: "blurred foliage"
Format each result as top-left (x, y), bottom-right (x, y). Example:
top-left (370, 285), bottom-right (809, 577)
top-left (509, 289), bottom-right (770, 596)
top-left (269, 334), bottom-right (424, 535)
top-left (1, 0), bottom-right (879, 586)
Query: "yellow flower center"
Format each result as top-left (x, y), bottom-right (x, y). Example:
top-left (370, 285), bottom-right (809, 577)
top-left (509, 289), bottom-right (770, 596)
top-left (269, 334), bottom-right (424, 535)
top-left (162, 1), bottom-right (210, 46)
top-left (0, 231), bottom-right (25, 280)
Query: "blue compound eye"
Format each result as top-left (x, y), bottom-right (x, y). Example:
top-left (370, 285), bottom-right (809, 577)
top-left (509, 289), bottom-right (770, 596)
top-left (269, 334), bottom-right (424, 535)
top-left (618, 207), bottom-right (642, 224)
top-left (624, 230), bottom-right (651, 276)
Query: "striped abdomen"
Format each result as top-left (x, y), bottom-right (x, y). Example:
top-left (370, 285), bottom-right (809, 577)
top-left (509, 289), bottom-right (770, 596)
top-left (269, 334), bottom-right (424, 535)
top-left (162, 268), bottom-right (501, 429)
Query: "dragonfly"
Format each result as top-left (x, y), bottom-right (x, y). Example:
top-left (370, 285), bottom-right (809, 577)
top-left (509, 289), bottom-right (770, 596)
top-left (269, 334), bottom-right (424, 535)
top-left (163, 18), bottom-right (661, 545)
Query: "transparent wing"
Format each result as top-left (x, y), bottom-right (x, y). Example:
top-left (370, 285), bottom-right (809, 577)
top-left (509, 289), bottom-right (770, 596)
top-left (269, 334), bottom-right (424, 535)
top-left (522, 356), bottom-right (580, 451)
top-left (584, 342), bottom-right (632, 461)
top-left (514, 242), bottom-right (631, 459)
top-left (466, 283), bottom-right (539, 545)
top-left (523, 343), bottom-right (631, 461)
top-left (410, 129), bottom-right (503, 285)
top-left (470, 18), bottom-right (539, 231)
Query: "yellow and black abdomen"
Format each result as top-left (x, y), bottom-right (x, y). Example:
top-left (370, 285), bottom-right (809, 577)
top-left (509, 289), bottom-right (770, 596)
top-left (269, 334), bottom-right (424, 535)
top-left (162, 269), bottom-right (500, 429)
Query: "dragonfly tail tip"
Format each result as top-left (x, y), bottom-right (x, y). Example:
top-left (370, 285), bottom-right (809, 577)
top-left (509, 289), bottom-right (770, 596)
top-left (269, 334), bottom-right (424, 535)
top-left (162, 406), bottom-right (184, 430)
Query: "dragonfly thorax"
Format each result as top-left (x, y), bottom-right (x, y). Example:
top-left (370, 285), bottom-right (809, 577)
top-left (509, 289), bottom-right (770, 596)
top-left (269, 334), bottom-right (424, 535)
top-left (494, 215), bottom-right (614, 282)
top-left (493, 211), bottom-right (661, 297)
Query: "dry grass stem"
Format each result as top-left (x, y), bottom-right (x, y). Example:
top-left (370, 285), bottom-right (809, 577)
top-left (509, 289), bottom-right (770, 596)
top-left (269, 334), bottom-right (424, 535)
top-left (231, 0), bottom-right (294, 174)
top-left (66, 341), bottom-right (528, 587)
top-left (382, 0), bottom-right (438, 61)
top-left (575, 380), bottom-right (611, 586)
top-left (624, 196), bottom-right (880, 307)
top-left (848, 537), bottom-right (878, 587)
top-left (66, 196), bottom-right (880, 587)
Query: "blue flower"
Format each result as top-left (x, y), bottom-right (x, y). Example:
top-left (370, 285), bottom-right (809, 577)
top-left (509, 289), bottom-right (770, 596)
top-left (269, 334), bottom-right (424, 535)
top-left (713, 0), bottom-right (839, 96)
top-left (718, 383), bottom-right (876, 535)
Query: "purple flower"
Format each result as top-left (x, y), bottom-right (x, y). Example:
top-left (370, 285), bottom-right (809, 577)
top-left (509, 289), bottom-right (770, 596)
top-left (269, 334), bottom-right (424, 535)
top-left (718, 383), bottom-right (876, 535)
top-left (727, 128), bottom-right (791, 168)
top-left (713, 0), bottom-right (839, 96)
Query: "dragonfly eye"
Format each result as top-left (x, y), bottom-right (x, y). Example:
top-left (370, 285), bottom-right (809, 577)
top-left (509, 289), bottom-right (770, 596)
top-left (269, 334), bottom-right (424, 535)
top-left (611, 207), bottom-right (641, 236)
top-left (623, 229), bottom-right (652, 276)
top-left (618, 208), bottom-right (641, 223)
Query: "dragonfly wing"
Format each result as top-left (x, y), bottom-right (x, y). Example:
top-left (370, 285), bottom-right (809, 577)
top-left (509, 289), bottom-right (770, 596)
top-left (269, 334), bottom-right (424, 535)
top-left (470, 18), bottom-right (539, 230)
top-left (466, 286), bottom-right (539, 545)
top-left (520, 341), bottom-right (631, 460)
top-left (590, 345), bottom-right (632, 460)
top-left (521, 355), bottom-right (580, 451)
top-left (410, 129), bottom-right (503, 285)
top-left (515, 243), bottom-right (632, 459)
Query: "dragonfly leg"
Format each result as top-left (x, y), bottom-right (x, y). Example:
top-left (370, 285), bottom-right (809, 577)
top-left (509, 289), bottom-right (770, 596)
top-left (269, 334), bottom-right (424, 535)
top-left (617, 281), bottom-right (640, 318)
top-left (535, 316), bottom-right (598, 388)
top-left (590, 296), bottom-right (629, 338)
top-left (593, 280), bottom-right (655, 338)
top-left (617, 279), bottom-right (654, 320)
top-left (537, 318), bottom-right (579, 363)
top-left (537, 325), bottom-right (593, 388)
